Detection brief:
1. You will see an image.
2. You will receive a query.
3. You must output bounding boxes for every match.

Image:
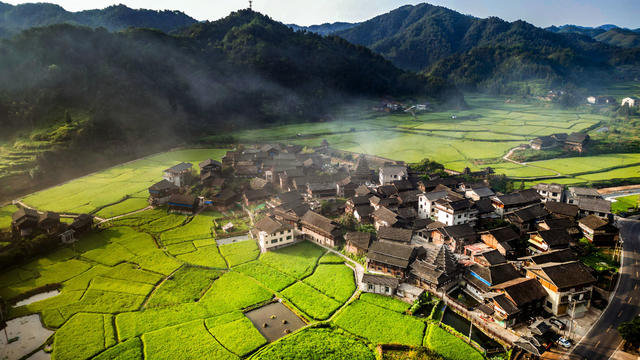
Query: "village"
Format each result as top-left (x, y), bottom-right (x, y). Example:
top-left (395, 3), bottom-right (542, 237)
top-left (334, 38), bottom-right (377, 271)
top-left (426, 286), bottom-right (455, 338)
top-left (6, 139), bottom-right (628, 359)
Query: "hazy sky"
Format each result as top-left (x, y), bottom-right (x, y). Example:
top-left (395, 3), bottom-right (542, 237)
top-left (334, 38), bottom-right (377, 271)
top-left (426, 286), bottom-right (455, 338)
top-left (5, 0), bottom-right (640, 28)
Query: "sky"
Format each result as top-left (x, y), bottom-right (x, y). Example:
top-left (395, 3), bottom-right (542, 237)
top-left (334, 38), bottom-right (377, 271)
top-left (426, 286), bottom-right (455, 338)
top-left (4, 0), bottom-right (640, 28)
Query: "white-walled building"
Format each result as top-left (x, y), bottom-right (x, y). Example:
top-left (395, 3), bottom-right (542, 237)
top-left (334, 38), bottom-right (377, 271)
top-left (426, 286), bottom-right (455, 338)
top-left (622, 97), bottom-right (638, 108)
top-left (434, 198), bottom-right (478, 226)
top-left (253, 215), bottom-right (296, 252)
top-left (379, 165), bottom-right (408, 185)
top-left (163, 162), bottom-right (193, 187)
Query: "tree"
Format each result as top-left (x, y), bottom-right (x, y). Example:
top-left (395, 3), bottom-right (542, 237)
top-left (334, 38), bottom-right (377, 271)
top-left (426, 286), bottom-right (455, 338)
top-left (619, 316), bottom-right (640, 347)
top-left (64, 110), bottom-right (72, 124)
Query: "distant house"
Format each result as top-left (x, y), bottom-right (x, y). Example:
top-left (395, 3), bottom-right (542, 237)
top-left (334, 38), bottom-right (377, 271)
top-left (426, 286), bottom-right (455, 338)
top-left (433, 197), bottom-right (478, 226)
top-left (167, 194), bottom-right (198, 214)
top-left (532, 183), bottom-right (563, 203)
top-left (409, 244), bottom-right (459, 291)
top-left (465, 186), bottom-right (495, 201)
top-left (505, 204), bottom-right (549, 234)
top-left (350, 155), bottom-right (375, 184)
top-left (564, 133), bottom-right (589, 153)
top-left (361, 274), bottom-right (399, 296)
top-left (578, 215), bottom-right (619, 245)
top-left (377, 227), bottom-right (413, 244)
top-left (38, 212), bottom-right (61, 235)
top-left (490, 277), bottom-right (548, 328)
top-left (199, 159), bottom-right (222, 177)
top-left (586, 96), bottom-right (597, 104)
top-left (307, 183), bottom-right (337, 198)
top-left (11, 208), bottom-right (39, 237)
top-left (566, 187), bottom-right (602, 203)
top-left (576, 198), bottom-right (611, 218)
top-left (479, 227), bottom-right (520, 258)
top-left (148, 179), bottom-right (179, 205)
top-left (544, 201), bottom-right (579, 219)
top-left (622, 96), bottom-right (639, 107)
top-left (530, 136), bottom-right (558, 151)
top-left (215, 188), bottom-right (238, 208)
top-left (353, 204), bottom-right (374, 224)
top-left (300, 211), bottom-right (342, 248)
top-left (527, 229), bottom-right (572, 254)
top-left (163, 162), bottom-right (193, 187)
top-left (379, 165), bottom-right (408, 185)
top-left (235, 164), bottom-right (259, 178)
top-left (431, 224), bottom-right (477, 253)
top-left (336, 178), bottom-right (358, 198)
top-left (464, 263), bottom-right (521, 302)
top-left (70, 214), bottom-right (93, 234)
top-left (418, 187), bottom-right (463, 219)
top-left (243, 189), bottom-right (269, 206)
top-left (253, 215), bottom-right (296, 252)
top-left (469, 248), bottom-right (507, 267)
top-left (518, 248), bottom-right (578, 268)
top-left (491, 189), bottom-right (541, 217)
top-left (344, 232), bottom-right (372, 256)
top-left (366, 241), bottom-right (421, 278)
top-left (525, 261), bottom-right (596, 317)
top-left (372, 206), bottom-right (399, 230)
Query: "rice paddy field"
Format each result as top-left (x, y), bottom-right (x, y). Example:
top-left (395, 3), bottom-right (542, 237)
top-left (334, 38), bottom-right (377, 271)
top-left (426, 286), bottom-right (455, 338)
top-left (2, 217), bottom-right (484, 360)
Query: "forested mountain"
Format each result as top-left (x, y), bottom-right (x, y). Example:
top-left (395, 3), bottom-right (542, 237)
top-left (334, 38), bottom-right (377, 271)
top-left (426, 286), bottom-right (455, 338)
top-left (595, 28), bottom-right (640, 48)
top-left (332, 3), bottom-right (640, 91)
top-left (0, 2), bottom-right (197, 35)
top-left (288, 22), bottom-right (357, 35)
top-left (0, 9), bottom-right (459, 198)
top-left (545, 25), bottom-right (608, 38)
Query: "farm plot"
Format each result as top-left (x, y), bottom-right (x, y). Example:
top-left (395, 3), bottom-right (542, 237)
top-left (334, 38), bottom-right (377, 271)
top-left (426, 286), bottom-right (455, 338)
top-left (318, 252), bottom-right (345, 264)
top-left (303, 264), bottom-right (355, 303)
top-left (20, 148), bottom-right (228, 214)
top-left (52, 313), bottom-right (116, 360)
top-left (359, 293), bottom-right (410, 313)
top-left (333, 300), bottom-right (425, 346)
top-left (528, 153), bottom-right (640, 176)
top-left (0, 204), bottom-right (17, 229)
top-left (424, 324), bottom-right (484, 360)
top-left (281, 282), bottom-right (341, 320)
top-left (207, 314), bottom-right (267, 357)
top-left (94, 338), bottom-right (143, 360)
top-left (95, 197), bottom-right (149, 218)
top-left (142, 319), bottom-right (239, 360)
top-left (0, 259), bottom-right (91, 299)
top-left (160, 212), bottom-right (218, 245)
top-left (252, 327), bottom-right (375, 360)
top-left (234, 261), bottom-right (296, 292)
top-left (219, 240), bottom-right (260, 267)
top-left (259, 241), bottom-right (325, 279)
top-left (176, 244), bottom-right (227, 268)
top-left (612, 195), bottom-right (640, 213)
top-left (146, 267), bottom-right (220, 308)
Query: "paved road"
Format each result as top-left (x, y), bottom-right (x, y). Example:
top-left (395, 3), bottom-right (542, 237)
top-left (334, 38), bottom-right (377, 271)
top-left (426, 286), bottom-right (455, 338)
top-left (571, 219), bottom-right (640, 360)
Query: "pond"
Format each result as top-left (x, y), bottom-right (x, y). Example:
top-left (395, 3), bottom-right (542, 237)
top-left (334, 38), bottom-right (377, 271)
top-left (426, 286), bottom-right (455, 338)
top-left (244, 301), bottom-right (306, 342)
top-left (448, 288), bottom-right (480, 309)
top-left (0, 314), bottom-right (53, 360)
top-left (441, 308), bottom-right (502, 350)
top-left (13, 290), bottom-right (61, 307)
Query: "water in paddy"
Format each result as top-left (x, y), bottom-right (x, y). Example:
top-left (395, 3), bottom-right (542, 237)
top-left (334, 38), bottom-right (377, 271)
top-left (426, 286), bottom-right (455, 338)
top-left (441, 308), bottom-right (502, 350)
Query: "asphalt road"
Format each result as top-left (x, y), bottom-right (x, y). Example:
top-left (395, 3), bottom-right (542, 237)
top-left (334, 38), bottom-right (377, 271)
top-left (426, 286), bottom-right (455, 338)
top-left (571, 219), bottom-right (640, 360)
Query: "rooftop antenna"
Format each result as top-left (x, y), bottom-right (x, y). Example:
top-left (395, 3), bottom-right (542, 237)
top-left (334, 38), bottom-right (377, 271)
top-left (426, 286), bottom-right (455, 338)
top-left (249, 0), bottom-right (253, 10)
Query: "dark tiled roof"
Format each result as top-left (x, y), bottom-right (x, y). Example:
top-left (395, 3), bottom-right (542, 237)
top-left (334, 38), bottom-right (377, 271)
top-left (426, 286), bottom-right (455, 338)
top-left (512, 204), bottom-right (549, 222)
top-left (279, 191), bottom-right (303, 205)
top-left (254, 216), bottom-right (290, 234)
top-left (367, 241), bottom-right (415, 268)
top-left (378, 185), bottom-right (398, 197)
top-left (393, 180), bottom-right (414, 191)
top-left (566, 132), bottom-right (589, 144)
top-left (520, 248), bottom-right (578, 265)
top-left (301, 211), bottom-right (338, 234)
top-left (377, 227), bottom-right (413, 243)
top-left (411, 244), bottom-right (458, 285)
top-left (475, 198), bottom-right (495, 214)
top-left (535, 229), bottom-right (572, 247)
top-left (533, 261), bottom-right (596, 289)
top-left (494, 277), bottom-right (548, 306)
top-left (149, 179), bottom-right (179, 191)
top-left (493, 294), bottom-right (520, 316)
top-left (362, 274), bottom-right (399, 288)
top-left (494, 189), bottom-right (540, 206)
top-left (12, 207), bottom-right (38, 222)
top-left (355, 205), bottom-right (374, 218)
top-left (164, 162), bottom-right (193, 173)
top-left (470, 263), bottom-right (520, 287)
top-left (244, 189), bottom-right (269, 201)
top-left (397, 207), bottom-right (417, 220)
top-left (545, 202), bottom-right (579, 218)
top-left (478, 249), bottom-right (507, 265)
top-left (538, 218), bottom-right (575, 231)
top-left (578, 215), bottom-right (610, 230)
top-left (168, 194), bottom-right (196, 206)
top-left (372, 207), bottom-right (398, 225)
top-left (441, 224), bottom-right (476, 239)
top-left (577, 198), bottom-right (611, 214)
top-left (345, 232), bottom-right (372, 250)
top-left (351, 196), bottom-right (371, 206)
top-left (199, 159), bottom-right (221, 168)
top-left (481, 227), bottom-right (519, 243)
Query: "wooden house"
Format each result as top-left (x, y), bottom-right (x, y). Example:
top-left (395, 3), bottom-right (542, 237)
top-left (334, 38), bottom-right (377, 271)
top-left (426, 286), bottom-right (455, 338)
top-left (578, 215), bottom-right (619, 245)
top-left (163, 162), bottom-right (192, 187)
top-left (199, 159), bottom-right (222, 177)
top-left (345, 231), bottom-right (373, 256)
top-left (70, 214), bottom-right (93, 234)
top-left (11, 207), bottom-right (39, 237)
top-left (431, 224), bottom-right (477, 253)
top-left (300, 211), bottom-right (342, 248)
top-left (148, 179), bottom-right (179, 205)
top-left (360, 274), bottom-right (399, 296)
top-left (377, 227), bottom-right (413, 244)
top-left (253, 215), bottom-right (296, 252)
top-left (505, 204), bottom-right (549, 234)
top-left (527, 229), bottom-right (571, 254)
top-left (491, 189), bottom-right (541, 217)
top-left (409, 244), bottom-right (458, 291)
top-left (366, 241), bottom-right (420, 279)
top-left (564, 133), bottom-right (589, 153)
top-left (168, 194), bottom-right (198, 214)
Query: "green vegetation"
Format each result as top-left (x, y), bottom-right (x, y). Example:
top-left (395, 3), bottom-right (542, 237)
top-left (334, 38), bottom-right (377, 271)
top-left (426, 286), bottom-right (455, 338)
top-left (318, 252), bottom-right (345, 264)
top-left (160, 212), bottom-right (218, 246)
top-left (334, 300), bottom-right (425, 346)
top-left (53, 313), bottom-right (115, 360)
top-left (95, 197), bottom-right (149, 218)
top-left (219, 240), bottom-right (260, 267)
top-left (146, 267), bottom-right (220, 308)
top-left (1, 258), bottom-right (91, 298)
top-left (303, 264), bottom-right (355, 303)
top-left (235, 261), bottom-right (296, 292)
top-left (252, 327), bottom-right (376, 360)
top-left (93, 338), bottom-right (143, 360)
top-left (0, 204), bottom-right (17, 229)
top-left (176, 244), bottom-right (228, 268)
top-left (281, 282), bottom-right (341, 320)
top-left (142, 319), bottom-right (239, 360)
top-left (579, 238), bottom-right (620, 272)
top-left (612, 195), bottom-right (639, 214)
top-left (360, 293), bottom-right (410, 313)
top-left (424, 324), bottom-right (484, 360)
top-left (260, 242), bottom-right (325, 279)
top-left (208, 315), bottom-right (267, 356)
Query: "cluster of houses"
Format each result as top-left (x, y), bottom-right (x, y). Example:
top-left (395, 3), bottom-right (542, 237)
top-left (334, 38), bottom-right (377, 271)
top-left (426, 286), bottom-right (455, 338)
top-left (10, 207), bottom-right (93, 244)
top-left (240, 145), bottom-right (619, 333)
top-left (530, 132), bottom-right (589, 153)
top-left (587, 95), bottom-right (639, 108)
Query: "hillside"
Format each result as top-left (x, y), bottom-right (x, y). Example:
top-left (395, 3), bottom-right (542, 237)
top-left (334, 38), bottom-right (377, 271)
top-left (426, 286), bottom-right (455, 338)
top-left (595, 28), bottom-right (640, 48)
top-left (0, 9), bottom-right (459, 199)
top-left (288, 22), bottom-right (357, 35)
top-left (0, 2), bottom-right (197, 35)
top-left (334, 3), bottom-right (640, 91)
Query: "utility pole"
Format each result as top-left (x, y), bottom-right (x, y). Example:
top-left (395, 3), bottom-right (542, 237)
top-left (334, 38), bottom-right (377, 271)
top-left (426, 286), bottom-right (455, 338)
top-left (567, 300), bottom-right (577, 340)
top-left (249, 0), bottom-right (253, 10)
